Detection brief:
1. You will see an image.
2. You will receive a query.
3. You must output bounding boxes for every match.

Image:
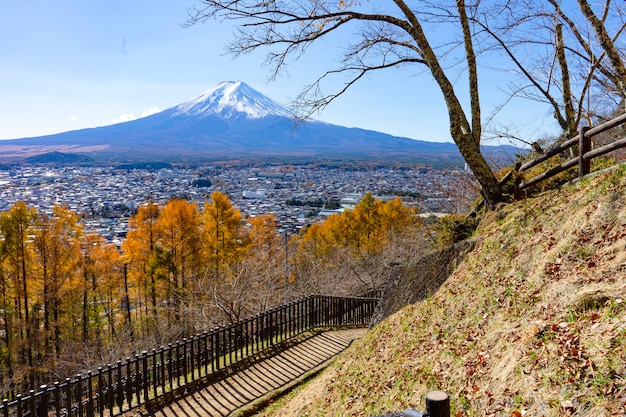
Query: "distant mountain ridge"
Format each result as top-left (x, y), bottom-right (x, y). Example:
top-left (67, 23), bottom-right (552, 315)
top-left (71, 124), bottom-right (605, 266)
top-left (0, 81), bottom-right (519, 166)
top-left (24, 151), bottom-right (94, 164)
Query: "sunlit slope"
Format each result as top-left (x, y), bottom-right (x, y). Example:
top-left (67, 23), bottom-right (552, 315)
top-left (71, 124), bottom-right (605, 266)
top-left (258, 167), bottom-right (626, 417)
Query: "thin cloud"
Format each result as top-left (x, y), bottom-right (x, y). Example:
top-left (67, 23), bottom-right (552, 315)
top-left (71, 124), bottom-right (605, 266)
top-left (141, 107), bottom-right (160, 117)
top-left (110, 107), bottom-right (160, 124)
top-left (68, 115), bottom-right (79, 122)
top-left (112, 113), bottom-right (137, 123)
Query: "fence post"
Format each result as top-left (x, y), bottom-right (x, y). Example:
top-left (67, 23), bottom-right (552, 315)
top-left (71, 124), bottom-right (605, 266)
top-left (125, 359), bottom-right (132, 407)
top-left (77, 375), bottom-right (84, 417)
top-left (2, 398), bottom-right (9, 417)
top-left (182, 340), bottom-right (188, 385)
top-left (65, 378), bottom-right (72, 417)
top-left (142, 351), bottom-right (149, 401)
top-left (404, 391), bottom-right (449, 417)
top-left (513, 162), bottom-right (522, 200)
top-left (28, 390), bottom-right (35, 417)
top-left (15, 394), bottom-right (22, 417)
top-left (579, 126), bottom-right (591, 178)
top-left (174, 343), bottom-right (181, 387)
top-left (53, 382), bottom-right (61, 417)
top-left (37, 385), bottom-right (49, 417)
top-left (151, 350), bottom-right (159, 400)
top-left (159, 348), bottom-right (166, 394)
top-left (202, 334), bottom-right (209, 375)
top-left (308, 296), bottom-right (315, 330)
top-left (97, 368), bottom-right (104, 417)
top-left (86, 372), bottom-right (94, 417)
top-left (426, 391), bottom-right (450, 417)
top-left (167, 344), bottom-right (174, 387)
top-left (134, 354), bottom-right (141, 405)
top-left (107, 364), bottom-right (114, 415)
top-left (116, 361), bottom-right (123, 412)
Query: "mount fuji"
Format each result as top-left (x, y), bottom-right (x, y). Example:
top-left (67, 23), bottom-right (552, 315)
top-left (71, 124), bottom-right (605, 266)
top-left (0, 81), bottom-right (513, 165)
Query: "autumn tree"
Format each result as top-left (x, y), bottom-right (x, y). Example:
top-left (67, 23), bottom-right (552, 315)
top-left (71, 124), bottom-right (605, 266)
top-left (201, 191), bottom-right (247, 324)
top-left (351, 193), bottom-right (383, 253)
top-left (0, 202), bottom-right (36, 381)
top-left (79, 232), bottom-right (122, 352)
top-left (293, 194), bottom-right (422, 295)
top-left (154, 199), bottom-right (202, 329)
top-left (187, 1), bottom-right (504, 208)
top-left (0, 264), bottom-right (12, 382)
top-left (202, 191), bottom-right (245, 279)
top-left (290, 221), bottom-right (336, 295)
top-left (239, 214), bottom-right (286, 313)
top-left (123, 202), bottom-right (161, 335)
top-left (32, 205), bottom-right (82, 361)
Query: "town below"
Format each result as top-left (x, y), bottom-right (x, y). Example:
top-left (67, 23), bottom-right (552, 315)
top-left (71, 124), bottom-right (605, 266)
top-left (0, 164), bottom-right (476, 243)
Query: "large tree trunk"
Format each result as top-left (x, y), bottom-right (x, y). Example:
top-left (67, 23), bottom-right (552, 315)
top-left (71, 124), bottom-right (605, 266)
top-left (399, 1), bottom-right (504, 209)
top-left (455, 134), bottom-right (502, 210)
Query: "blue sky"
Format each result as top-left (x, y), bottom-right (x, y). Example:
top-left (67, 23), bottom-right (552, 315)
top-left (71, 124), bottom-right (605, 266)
top-left (0, 1), bottom-right (559, 144)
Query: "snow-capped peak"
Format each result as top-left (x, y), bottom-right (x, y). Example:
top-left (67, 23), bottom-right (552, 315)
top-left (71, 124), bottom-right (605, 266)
top-left (172, 81), bottom-right (293, 119)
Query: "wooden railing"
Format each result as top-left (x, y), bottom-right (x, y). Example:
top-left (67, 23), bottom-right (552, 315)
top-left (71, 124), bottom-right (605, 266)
top-left (0, 295), bottom-right (378, 417)
top-left (498, 113), bottom-right (626, 196)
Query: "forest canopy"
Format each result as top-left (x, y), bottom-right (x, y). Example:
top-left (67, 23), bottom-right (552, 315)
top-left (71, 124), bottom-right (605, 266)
top-left (0, 192), bottom-right (427, 395)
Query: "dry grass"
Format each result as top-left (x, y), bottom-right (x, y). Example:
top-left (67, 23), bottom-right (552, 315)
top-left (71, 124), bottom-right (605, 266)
top-left (255, 165), bottom-right (626, 417)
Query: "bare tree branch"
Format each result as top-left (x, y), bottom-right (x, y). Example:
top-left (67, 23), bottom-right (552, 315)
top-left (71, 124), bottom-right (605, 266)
top-left (187, 0), bottom-right (508, 207)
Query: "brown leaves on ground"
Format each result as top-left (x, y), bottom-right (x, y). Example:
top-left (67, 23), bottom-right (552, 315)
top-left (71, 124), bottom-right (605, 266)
top-left (256, 167), bottom-right (626, 417)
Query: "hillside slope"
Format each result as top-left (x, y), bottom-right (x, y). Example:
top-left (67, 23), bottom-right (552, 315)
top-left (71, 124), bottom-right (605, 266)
top-left (257, 167), bottom-right (626, 416)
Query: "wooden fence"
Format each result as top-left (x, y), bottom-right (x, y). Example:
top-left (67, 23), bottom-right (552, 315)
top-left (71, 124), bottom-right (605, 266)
top-left (498, 113), bottom-right (626, 196)
top-left (0, 295), bottom-right (378, 417)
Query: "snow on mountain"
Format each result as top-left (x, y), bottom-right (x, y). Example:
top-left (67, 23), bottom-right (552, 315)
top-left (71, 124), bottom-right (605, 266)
top-left (172, 81), bottom-right (293, 119)
top-left (0, 80), bottom-right (519, 166)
